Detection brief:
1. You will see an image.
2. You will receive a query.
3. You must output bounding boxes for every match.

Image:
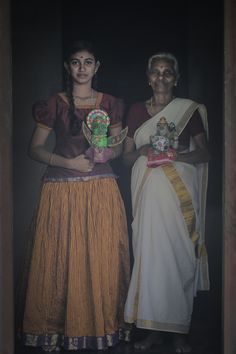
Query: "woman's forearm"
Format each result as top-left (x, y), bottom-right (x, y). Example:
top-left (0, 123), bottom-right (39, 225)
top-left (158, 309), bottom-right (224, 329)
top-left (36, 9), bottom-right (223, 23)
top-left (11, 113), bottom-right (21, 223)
top-left (122, 150), bottom-right (141, 167)
top-left (110, 143), bottom-right (122, 159)
top-left (176, 147), bottom-right (210, 164)
top-left (123, 143), bottom-right (151, 167)
top-left (29, 145), bottom-right (71, 169)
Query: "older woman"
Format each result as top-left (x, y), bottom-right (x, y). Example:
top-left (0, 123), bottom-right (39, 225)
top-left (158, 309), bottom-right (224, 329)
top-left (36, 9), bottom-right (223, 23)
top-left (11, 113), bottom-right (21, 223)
top-left (123, 52), bottom-right (210, 352)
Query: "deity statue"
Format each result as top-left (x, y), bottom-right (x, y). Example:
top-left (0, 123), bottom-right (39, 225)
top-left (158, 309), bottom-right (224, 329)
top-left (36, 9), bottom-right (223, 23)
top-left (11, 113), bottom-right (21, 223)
top-left (147, 117), bottom-right (178, 167)
top-left (82, 109), bottom-right (128, 163)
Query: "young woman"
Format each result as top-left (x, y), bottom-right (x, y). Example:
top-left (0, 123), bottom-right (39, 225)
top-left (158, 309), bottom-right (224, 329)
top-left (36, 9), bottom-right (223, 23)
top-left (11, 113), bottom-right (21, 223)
top-left (17, 40), bottom-right (130, 352)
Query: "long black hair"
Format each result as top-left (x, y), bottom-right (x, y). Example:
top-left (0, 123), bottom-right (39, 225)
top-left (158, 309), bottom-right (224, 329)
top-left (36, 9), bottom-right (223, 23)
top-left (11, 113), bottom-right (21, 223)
top-left (64, 40), bottom-right (99, 135)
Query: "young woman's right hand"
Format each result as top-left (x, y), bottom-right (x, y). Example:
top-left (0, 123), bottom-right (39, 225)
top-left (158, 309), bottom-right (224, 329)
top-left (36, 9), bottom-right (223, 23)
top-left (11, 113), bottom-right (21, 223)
top-left (69, 154), bottom-right (94, 172)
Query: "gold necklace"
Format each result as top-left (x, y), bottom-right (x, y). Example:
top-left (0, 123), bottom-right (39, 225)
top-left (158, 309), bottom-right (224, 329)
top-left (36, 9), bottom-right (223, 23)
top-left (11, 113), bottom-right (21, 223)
top-left (148, 97), bottom-right (164, 116)
top-left (73, 90), bottom-right (94, 105)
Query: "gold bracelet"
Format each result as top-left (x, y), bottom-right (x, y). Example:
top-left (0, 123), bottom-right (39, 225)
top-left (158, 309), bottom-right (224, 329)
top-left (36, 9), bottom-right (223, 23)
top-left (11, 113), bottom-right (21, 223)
top-left (48, 153), bottom-right (54, 166)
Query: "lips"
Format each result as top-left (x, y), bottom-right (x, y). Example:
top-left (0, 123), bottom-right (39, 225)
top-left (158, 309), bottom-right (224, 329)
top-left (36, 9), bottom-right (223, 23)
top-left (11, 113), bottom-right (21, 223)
top-left (155, 82), bottom-right (167, 89)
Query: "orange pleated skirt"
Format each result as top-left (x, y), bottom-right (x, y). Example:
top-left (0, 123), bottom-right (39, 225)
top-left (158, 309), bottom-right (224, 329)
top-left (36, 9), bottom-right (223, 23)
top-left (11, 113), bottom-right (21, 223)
top-left (19, 177), bottom-right (131, 350)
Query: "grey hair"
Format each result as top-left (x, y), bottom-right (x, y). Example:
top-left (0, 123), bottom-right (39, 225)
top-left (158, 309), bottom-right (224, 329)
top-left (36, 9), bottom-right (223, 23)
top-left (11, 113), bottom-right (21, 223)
top-left (147, 52), bottom-right (180, 79)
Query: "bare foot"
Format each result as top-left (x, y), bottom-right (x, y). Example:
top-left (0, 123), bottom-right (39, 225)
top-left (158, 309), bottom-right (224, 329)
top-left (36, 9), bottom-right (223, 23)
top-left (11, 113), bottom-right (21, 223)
top-left (173, 334), bottom-right (191, 353)
top-left (42, 345), bottom-right (61, 352)
top-left (134, 331), bottom-right (163, 350)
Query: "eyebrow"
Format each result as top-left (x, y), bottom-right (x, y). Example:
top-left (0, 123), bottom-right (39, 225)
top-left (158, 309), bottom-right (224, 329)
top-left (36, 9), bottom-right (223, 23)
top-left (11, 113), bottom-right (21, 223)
top-left (149, 68), bottom-right (175, 73)
top-left (70, 56), bottom-right (94, 61)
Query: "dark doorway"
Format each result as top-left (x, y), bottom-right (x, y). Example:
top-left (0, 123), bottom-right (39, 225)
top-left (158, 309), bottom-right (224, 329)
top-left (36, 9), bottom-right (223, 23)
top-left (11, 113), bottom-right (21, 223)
top-left (12, 1), bottom-right (223, 353)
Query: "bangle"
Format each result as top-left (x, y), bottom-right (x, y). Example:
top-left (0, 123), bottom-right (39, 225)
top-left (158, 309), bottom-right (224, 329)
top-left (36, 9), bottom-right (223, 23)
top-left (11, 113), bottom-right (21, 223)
top-left (48, 153), bottom-right (54, 166)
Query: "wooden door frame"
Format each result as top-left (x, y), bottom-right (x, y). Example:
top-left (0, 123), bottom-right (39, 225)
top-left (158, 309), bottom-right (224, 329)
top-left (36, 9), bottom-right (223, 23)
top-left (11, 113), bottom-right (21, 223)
top-left (223, 0), bottom-right (236, 353)
top-left (0, 0), bottom-right (14, 353)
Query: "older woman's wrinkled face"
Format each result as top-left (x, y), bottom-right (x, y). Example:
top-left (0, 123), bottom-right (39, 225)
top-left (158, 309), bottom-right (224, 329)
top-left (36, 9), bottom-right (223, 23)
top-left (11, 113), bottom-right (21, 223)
top-left (148, 58), bottom-right (177, 95)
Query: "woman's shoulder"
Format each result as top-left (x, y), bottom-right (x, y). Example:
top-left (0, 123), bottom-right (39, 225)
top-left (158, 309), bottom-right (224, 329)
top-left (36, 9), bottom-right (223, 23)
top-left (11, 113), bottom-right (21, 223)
top-left (32, 92), bottom-right (67, 121)
top-left (174, 97), bottom-right (205, 107)
top-left (100, 92), bottom-right (124, 111)
top-left (33, 92), bottom-right (66, 106)
top-left (53, 91), bottom-right (69, 105)
top-left (100, 92), bottom-right (123, 104)
top-left (129, 101), bottom-right (146, 108)
top-left (127, 101), bottom-right (146, 114)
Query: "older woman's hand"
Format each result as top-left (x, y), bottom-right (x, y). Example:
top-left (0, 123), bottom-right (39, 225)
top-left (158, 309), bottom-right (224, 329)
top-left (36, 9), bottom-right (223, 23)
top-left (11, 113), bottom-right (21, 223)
top-left (138, 144), bottom-right (150, 156)
top-left (147, 148), bottom-right (178, 167)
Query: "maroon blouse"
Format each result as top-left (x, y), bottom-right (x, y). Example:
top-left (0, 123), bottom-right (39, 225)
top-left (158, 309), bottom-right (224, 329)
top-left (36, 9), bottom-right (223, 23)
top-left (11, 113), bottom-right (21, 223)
top-left (126, 101), bottom-right (205, 147)
top-left (33, 92), bottom-right (124, 181)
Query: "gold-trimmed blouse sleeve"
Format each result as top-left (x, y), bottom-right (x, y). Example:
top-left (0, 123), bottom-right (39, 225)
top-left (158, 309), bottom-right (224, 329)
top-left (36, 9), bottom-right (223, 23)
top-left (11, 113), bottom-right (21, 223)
top-left (36, 123), bottom-right (53, 131)
top-left (100, 94), bottom-right (125, 128)
top-left (110, 121), bottom-right (122, 129)
top-left (111, 97), bottom-right (124, 127)
top-left (32, 94), bottom-right (58, 130)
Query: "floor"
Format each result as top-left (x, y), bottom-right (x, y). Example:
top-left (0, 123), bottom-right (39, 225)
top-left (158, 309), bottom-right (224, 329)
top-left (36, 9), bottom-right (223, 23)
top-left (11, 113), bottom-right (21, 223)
top-left (15, 291), bottom-right (222, 354)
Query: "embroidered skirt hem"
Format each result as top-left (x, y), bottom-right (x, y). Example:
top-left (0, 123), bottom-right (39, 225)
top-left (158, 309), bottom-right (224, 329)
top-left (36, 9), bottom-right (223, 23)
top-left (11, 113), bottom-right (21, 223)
top-left (20, 328), bottom-right (131, 351)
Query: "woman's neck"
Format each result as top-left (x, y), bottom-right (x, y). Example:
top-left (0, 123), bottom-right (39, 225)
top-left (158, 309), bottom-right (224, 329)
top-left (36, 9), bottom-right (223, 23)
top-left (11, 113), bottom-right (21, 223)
top-left (72, 84), bottom-right (94, 99)
top-left (146, 93), bottom-right (174, 116)
top-left (152, 93), bottom-right (173, 107)
top-left (72, 84), bottom-right (97, 106)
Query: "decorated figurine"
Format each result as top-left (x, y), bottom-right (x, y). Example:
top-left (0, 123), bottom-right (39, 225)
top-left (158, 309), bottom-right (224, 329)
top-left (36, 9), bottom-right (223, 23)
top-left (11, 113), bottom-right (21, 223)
top-left (86, 109), bottom-right (110, 148)
top-left (147, 117), bottom-right (178, 167)
top-left (82, 109), bottom-right (128, 163)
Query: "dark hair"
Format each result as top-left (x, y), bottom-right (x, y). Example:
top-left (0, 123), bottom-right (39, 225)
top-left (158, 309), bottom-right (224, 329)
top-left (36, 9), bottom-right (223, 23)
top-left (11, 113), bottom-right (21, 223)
top-left (64, 40), bottom-right (99, 135)
top-left (64, 39), bottom-right (99, 63)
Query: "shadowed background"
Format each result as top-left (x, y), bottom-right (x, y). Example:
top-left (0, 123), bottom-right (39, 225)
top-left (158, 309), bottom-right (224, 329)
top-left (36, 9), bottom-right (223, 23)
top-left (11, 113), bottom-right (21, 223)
top-left (12, 0), bottom-right (223, 352)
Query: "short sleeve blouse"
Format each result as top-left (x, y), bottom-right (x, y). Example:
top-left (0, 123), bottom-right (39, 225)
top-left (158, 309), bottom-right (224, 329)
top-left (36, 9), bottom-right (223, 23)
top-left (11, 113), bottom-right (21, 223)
top-left (32, 92), bottom-right (124, 181)
top-left (33, 92), bottom-right (123, 131)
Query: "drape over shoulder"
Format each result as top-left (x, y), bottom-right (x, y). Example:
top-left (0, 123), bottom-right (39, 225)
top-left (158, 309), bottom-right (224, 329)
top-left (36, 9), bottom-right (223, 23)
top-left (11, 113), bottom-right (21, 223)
top-left (124, 98), bottom-right (209, 334)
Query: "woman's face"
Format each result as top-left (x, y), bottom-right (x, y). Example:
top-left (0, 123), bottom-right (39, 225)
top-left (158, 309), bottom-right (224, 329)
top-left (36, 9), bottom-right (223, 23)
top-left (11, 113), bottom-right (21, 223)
top-left (65, 50), bottom-right (100, 86)
top-left (148, 58), bottom-right (177, 95)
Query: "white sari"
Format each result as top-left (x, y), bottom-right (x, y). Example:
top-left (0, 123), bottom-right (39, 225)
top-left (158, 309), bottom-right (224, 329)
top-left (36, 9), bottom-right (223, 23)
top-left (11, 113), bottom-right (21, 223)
top-left (124, 98), bottom-right (209, 333)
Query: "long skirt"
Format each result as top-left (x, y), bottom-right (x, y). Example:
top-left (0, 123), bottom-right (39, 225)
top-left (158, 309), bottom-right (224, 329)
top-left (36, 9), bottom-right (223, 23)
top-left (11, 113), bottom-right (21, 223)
top-left (17, 177), bottom-right (131, 351)
top-left (124, 157), bottom-right (200, 334)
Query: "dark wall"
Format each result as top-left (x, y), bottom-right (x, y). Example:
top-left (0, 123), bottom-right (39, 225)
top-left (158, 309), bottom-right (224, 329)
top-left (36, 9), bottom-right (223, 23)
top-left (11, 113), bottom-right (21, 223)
top-left (62, 1), bottom-right (189, 102)
top-left (12, 0), bottom-right (63, 281)
top-left (186, 3), bottom-right (223, 331)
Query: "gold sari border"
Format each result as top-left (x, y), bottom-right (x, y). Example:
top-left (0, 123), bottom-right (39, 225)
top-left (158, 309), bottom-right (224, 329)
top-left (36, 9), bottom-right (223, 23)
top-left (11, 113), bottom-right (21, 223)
top-left (162, 163), bottom-right (198, 244)
top-left (124, 317), bottom-right (189, 334)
